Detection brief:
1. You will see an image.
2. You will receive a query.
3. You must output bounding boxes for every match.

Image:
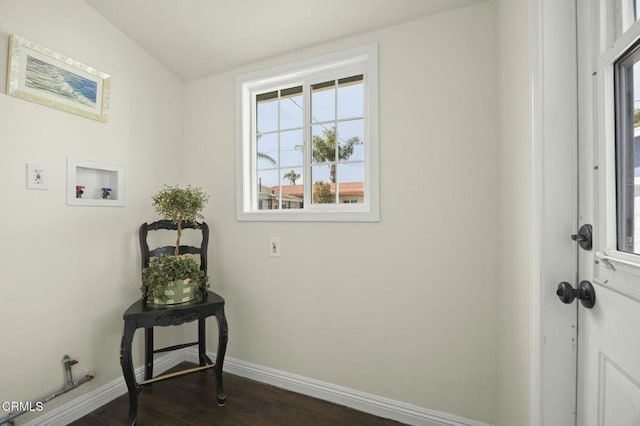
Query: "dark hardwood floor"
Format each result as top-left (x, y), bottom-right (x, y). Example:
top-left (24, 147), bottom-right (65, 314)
top-left (70, 363), bottom-right (405, 425)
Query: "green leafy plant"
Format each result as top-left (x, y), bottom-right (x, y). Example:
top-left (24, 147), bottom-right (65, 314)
top-left (142, 185), bottom-right (210, 303)
top-left (142, 254), bottom-right (207, 303)
top-left (152, 185), bottom-right (208, 256)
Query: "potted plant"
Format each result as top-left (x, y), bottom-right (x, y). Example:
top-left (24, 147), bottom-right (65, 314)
top-left (141, 185), bottom-right (209, 305)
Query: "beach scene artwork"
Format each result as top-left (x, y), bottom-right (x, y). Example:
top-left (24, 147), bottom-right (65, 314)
top-left (6, 34), bottom-right (110, 122)
top-left (25, 56), bottom-right (98, 108)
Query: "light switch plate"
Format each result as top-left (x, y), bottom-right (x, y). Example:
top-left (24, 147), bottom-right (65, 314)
top-left (270, 237), bottom-right (280, 257)
top-left (27, 163), bottom-right (48, 190)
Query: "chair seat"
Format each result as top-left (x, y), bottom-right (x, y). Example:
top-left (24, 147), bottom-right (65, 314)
top-left (120, 290), bottom-right (228, 425)
top-left (123, 291), bottom-right (225, 327)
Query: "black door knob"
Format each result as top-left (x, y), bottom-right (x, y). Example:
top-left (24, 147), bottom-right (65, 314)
top-left (556, 281), bottom-right (596, 309)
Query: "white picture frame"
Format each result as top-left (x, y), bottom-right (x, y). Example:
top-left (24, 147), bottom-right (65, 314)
top-left (6, 34), bottom-right (111, 122)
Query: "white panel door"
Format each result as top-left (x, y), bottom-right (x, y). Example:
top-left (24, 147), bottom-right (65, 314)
top-left (577, 1), bottom-right (640, 425)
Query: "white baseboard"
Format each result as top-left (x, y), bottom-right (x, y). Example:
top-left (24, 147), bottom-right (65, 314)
top-left (23, 348), bottom-right (492, 426)
top-left (24, 350), bottom-right (186, 426)
top-left (184, 348), bottom-right (492, 426)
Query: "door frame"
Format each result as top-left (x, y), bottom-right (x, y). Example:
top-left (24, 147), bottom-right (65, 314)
top-left (530, 0), bottom-right (580, 424)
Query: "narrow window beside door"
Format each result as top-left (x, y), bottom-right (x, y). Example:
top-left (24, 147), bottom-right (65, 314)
top-left (614, 41), bottom-right (640, 254)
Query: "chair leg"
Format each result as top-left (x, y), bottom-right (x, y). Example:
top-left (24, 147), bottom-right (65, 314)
top-left (120, 323), bottom-right (137, 425)
top-left (198, 318), bottom-right (207, 366)
top-left (215, 305), bottom-right (228, 406)
top-left (145, 327), bottom-right (154, 382)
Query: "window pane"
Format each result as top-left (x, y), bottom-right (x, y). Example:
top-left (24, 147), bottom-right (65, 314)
top-left (281, 167), bottom-right (304, 209)
top-left (337, 162), bottom-right (364, 184)
top-left (258, 169), bottom-right (278, 190)
top-left (280, 129), bottom-right (302, 152)
top-left (256, 86), bottom-right (305, 210)
top-left (311, 81), bottom-right (335, 123)
top-left (257, 133), bottom-right (278, 169)
top-left (311, 165), bottom-right (334, 204)
top-left (337, 162), bottom-right (364, 204)
top-left (337, 75), bottom-right (364, 120)
top-left (281, 151), bottom-right (302, 168)
top-left (257, 151), bottom-right (278, 169)
top-left (257, 169), bottom-right (279, 210)
top-left (257, 132), bottom-right (278, 152)
top-left (280, 86), bottom-right (303, 129)
top-left (337, 120), bottom-right (365, 162)
top-left (615, 44), bottom-right (640, 254)
top-left (257, 92), bottom-right (278, 133)
top-left (282, 167), bottom-right (303, 186)
top-left (280, 129), bottom-right (303, 167)
top-left (312, 125), bottom-right (337, 164)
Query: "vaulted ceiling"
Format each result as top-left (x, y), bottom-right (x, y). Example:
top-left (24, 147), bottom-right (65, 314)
top-left (84, 0), bottom-right (486, 82)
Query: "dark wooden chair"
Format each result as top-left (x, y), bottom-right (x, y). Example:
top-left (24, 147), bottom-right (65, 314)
top-left (120, 220), bottom-right (228, 426)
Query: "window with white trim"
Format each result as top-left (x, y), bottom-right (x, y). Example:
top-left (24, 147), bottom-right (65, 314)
top-left (236, 44), bottom-right (379, 221)
top-left (614, 39), bottom-right (640, 255)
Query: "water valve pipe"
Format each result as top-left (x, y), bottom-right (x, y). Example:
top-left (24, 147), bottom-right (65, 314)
top-left (0, 355), bottom-right (94, 425)
top-left (62, 355), bottom-right (79, 389)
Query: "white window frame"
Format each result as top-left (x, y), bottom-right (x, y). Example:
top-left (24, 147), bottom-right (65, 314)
top-left (235, 43), bottom-right (379, 222)
top-left (593, 0), bottom-right (640, 291)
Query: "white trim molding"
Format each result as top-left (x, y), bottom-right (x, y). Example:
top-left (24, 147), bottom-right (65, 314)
top-left (529, 0), bottom-right (543, 423)
top-left (25, 347), bottom-right (493, 426)
top-left (530, 0), bottom-right (580, 424)
top-left (185, 348), bottom-right (492, 426)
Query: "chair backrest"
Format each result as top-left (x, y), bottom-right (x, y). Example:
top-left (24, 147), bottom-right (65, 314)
top-left (139, 220), bottom-right (209, 273)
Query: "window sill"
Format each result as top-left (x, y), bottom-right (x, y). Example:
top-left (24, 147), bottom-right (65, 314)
top-left (236, 208), bottom-right (379, 222)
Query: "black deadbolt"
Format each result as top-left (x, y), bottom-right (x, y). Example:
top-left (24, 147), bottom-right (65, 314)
top-left (556, 281), bottom-right (596, 309)
top-left (571, 224), bottom-right (593, 251)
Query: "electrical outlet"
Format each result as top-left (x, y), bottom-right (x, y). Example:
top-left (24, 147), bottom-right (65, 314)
top-left (270, 237), bottom-right (280, 257)
top-left (26, 163), bottom-right (48, 190)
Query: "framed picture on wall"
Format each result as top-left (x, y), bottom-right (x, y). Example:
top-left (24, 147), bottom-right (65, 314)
top-left (6, 34), bottom-right (111, 122)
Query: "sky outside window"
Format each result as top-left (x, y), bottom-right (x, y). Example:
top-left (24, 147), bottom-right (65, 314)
top-left (255, 75), bottom-right (365, 208)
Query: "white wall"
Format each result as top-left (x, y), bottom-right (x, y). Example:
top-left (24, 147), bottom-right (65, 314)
top-left (496, 0), bottom-right (531, 424)
top-left (0, 0), bottom-right (185, 420)
top-left (0, 2), bottom-right (538, 425)
top-left (184, 2), bottom-right (500, 423)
